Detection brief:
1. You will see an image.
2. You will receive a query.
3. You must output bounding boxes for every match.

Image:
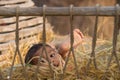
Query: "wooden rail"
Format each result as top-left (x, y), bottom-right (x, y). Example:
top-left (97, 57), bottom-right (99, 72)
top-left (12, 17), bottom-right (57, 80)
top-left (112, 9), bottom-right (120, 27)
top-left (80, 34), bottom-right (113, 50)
top-left (0, 6), bottom-right (120, 16)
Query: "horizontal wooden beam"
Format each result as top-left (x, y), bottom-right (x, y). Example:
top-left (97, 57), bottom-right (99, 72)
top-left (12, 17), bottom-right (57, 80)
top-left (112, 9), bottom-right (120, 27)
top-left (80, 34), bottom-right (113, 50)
top-left (0, 6), bottom-right (120, 16)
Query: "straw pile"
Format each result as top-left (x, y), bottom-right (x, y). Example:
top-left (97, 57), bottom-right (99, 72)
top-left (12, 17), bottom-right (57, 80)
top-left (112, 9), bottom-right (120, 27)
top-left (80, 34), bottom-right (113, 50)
top-left (2, 56), bottom-right (64, 80)
top-left (74, 36), bottom-right (120, 80)
top-left (0, 23), bottom-right (54, 68)
top-left (1, 34), bottom-right (120, 80)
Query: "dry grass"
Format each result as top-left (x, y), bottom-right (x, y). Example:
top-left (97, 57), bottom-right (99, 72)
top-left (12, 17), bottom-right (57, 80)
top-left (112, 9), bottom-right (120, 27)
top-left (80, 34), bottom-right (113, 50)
top-left (0, 31), bottom-right (120, 80)
top-left (0, 24), bottom-right (54, 68)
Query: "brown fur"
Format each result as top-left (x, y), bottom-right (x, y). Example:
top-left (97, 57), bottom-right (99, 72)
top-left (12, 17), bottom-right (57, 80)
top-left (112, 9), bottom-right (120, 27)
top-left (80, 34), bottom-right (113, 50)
top-left (25, 29), bottom-right (84, 67)
top-left (25, 43), bottom-right (64, 67)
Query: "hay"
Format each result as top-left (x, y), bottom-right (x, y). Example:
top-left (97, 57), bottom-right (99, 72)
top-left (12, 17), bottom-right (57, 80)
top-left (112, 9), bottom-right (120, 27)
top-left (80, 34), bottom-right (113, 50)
top-left (0, 24), bottom-right (54, 68)
top-left (1, 35), bottom-right (120, 80)
top-left (73, 36), bottom-right (120, 80)
top-left (2, 52), bottom-right (65, 80)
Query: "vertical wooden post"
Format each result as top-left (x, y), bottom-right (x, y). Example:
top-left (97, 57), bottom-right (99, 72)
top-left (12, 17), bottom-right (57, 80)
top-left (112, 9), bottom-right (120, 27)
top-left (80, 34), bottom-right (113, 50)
top-left (116, 0), bottom-right (120, 33)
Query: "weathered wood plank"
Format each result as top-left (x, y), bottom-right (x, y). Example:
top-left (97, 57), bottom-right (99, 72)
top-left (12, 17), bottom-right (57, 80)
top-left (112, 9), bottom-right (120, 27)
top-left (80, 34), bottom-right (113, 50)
top-left (0, 0), bottom-right (27, 5)
top-left (0, 17), bottom-right (43, 32)
top-left (4, 0), bottom-right (34, 7)
top-left (0, 16), bottom-right (36, 24)
top-left (0, 6), bottom-right (119, 16)
top-left (0, 35), bottom-right (38, 51)
top-left (0, 24), bottom-right (43, 43)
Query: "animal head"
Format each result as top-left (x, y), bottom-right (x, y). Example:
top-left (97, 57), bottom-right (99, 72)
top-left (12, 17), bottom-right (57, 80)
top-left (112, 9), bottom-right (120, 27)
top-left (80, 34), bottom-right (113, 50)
top-left (25, 43), bottom-right (64, 67)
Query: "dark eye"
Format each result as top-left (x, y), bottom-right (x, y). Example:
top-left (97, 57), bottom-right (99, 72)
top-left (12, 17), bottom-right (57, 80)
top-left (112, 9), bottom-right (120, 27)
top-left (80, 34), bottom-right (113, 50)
top-left (50, 53), bottom-right (55, 58)
top-left (40, 59), bottom-right (45, 63)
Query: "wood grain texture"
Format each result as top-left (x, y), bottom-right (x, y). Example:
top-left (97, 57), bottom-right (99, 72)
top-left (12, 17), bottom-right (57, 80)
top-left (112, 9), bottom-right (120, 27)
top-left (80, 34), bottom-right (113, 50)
top-left (0, 6), bottom-right (119, 16)
top-left (0, 16), bottom-right (36, 24)
top-left (4, 0), bottom-right (34, 7)
top-left (0, 17), bottom-right (43, 32)
top-left (0, 35), bottom-right (38, 51)
top-left (0, 0), bottom-right (27, 5)
top-left (0, 24), bottom-right (43, 43)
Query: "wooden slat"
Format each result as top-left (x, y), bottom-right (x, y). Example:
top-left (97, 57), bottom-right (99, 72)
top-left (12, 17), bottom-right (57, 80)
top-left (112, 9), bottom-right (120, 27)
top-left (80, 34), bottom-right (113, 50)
top-left (0, 17), bottom-right (43, 32)
top-left (4, 0), bottom-right (34, 7)
top-left (0, 35), bottom-right (38, 51)
top-left (0, 23), bottom-right (52, 51)
top-left (0, 24), bottom-right (43, 43)
top-left (0, 0), bottom-right (27, 5)
top-left (0, 16), bottom-right (36, 24)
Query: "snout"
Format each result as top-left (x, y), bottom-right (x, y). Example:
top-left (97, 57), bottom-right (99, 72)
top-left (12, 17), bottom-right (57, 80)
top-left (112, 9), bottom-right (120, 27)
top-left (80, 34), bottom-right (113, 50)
top-left (52, 56), bottom-right (65, 68)
top-left (52, 60), bottom-right (60, 67)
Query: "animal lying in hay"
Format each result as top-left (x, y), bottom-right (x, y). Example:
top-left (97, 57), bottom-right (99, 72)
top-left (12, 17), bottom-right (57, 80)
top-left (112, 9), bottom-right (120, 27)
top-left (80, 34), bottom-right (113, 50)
top-left (2, 29), bottom-right (120, 80)
top-left (25, 29), bottom-right (84, 68)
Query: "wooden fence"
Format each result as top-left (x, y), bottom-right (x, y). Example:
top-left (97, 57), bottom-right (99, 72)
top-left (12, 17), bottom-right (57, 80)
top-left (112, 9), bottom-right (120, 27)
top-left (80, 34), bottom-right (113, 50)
top-left (0, 0), bottom-right (44, 53)
top-left (0, 6), bottom-right (120, 16)
top-left (0, 1), bottom-right (120, 80)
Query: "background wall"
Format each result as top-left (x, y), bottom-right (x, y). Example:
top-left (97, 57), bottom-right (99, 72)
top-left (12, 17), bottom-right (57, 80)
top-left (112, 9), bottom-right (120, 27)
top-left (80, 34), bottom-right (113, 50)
top-left (32, 0), bottom-right (116, 40)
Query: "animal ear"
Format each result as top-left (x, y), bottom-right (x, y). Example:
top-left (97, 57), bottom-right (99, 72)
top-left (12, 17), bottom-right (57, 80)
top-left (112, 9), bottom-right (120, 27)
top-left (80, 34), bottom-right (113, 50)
top-left (25, 46), bottom-right (36, 64)
top-left (25, 43), bottom-right (43, 64)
